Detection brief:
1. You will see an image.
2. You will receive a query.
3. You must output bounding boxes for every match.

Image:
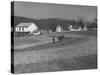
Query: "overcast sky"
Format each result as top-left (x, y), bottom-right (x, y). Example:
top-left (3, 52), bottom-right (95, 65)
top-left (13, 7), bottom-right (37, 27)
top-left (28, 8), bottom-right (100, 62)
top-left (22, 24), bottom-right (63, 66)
top-left (14, 1), bottom-right (97, 21)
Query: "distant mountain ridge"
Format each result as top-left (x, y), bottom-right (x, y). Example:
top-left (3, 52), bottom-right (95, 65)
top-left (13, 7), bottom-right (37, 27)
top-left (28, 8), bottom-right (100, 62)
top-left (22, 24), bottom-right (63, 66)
top-left (12, 16), bottom-right (37, 26)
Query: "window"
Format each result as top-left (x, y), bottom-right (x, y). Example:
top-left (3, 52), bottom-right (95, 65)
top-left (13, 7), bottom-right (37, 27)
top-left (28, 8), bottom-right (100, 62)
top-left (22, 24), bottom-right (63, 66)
top-left (16, 27), bottom-right (19, 31)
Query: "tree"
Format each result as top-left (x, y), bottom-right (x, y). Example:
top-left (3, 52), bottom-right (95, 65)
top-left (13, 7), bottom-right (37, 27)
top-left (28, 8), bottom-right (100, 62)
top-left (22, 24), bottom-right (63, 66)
top-left (91, 18), bottom-right (97, 28)
top-left (77, 17), bottom-right (85, 29)
top-left (87, 18), bottom-right (97, 29)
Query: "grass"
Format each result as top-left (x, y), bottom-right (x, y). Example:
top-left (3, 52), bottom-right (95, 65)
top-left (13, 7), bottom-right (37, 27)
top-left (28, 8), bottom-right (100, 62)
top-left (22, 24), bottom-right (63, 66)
top-left (48, 30), bottom-right (97, 37)
top-left (14, 38), bottom-right (41, 46)
top-left (14, 54), bottom-right (97, 74)
top-left (14, 35), bottom-right (52, 49)
top-left (14, 30), bottom-right (97, 49)
top-left (13, 30), bottom-right (97, 74)
top-left (14, 37), bottom-right (89, 52)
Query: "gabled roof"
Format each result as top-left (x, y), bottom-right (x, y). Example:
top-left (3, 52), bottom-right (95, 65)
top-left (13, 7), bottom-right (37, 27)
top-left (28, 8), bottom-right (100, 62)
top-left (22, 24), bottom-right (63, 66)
top-left (16, 23), bottom-right (34, 28)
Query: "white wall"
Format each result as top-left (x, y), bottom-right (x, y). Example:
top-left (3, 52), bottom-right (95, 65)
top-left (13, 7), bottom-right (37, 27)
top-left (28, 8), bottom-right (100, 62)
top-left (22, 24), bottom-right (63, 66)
top-left (27, 23), bottom-right (38, 33)
top-left (15, 27), bottom-right (24, 32)
top-left (56, 26), bottom-right (62, 32)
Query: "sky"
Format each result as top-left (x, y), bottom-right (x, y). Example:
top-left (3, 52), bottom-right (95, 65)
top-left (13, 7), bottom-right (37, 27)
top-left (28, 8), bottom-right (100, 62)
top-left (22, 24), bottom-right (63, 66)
top-left (14, 1), bottom-right (97, 21)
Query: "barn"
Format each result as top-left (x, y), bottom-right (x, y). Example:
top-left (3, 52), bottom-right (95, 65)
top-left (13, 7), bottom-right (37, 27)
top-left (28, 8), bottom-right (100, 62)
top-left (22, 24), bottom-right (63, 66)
top-left (15, 23), bottom-right (40, 35)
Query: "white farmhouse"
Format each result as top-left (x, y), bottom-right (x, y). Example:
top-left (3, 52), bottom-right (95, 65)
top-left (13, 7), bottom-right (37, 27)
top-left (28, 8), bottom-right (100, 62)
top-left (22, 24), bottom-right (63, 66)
top-left (15, 23), bottom-right (40, 35)
top-left (56, 25), bottom-right (63, 32)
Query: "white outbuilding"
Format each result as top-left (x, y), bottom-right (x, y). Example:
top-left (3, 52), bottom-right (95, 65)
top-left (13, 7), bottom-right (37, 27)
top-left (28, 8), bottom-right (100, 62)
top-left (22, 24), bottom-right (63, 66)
top-left (68, 25), bottom-right (82, 31)
top-left (15, 23), bottom-right (40, 35)
top-left (56, 25), bottom-right (63, 32)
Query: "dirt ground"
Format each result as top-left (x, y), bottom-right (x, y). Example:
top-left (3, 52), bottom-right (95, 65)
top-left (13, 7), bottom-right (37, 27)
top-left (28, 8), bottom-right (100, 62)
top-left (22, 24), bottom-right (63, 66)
top-left (13, 30), bottom-right (97, 74)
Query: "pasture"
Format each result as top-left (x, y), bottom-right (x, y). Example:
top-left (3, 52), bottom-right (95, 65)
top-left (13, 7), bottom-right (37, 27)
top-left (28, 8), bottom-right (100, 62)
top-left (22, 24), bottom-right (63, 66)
top-left (13, 30), bottom-right (97, 73)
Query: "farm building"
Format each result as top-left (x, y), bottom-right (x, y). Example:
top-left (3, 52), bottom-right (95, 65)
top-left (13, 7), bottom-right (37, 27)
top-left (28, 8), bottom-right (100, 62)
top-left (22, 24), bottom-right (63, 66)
top-left (56, 25), bottom-right (69, 32)
top-left (56, 25), bottom-right (63, 32)
top-left (15, 23), bottom-right (40, 35)
top-left (68, 25), bottom-right (82, 31)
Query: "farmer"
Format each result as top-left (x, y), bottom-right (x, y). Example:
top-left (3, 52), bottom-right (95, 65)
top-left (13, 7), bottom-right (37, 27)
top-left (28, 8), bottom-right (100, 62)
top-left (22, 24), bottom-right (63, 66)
top-left (52, 37), bottom-right (55, 43)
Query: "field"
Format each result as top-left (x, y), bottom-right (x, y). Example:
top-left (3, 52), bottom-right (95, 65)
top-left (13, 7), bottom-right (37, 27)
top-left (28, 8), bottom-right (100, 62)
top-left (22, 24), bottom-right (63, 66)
top-left (13, 30), bottom-right (97, 74)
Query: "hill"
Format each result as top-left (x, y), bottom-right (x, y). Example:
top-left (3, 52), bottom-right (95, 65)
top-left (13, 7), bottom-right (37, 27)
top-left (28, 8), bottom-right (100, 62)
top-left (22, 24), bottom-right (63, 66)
top-left (12, 16), bottom-right (76, 31)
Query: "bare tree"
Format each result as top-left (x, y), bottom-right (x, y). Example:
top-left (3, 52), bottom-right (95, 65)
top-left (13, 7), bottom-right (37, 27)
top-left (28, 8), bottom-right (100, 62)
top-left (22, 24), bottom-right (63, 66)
top-left (77, 16), bottom-right (85, 29)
